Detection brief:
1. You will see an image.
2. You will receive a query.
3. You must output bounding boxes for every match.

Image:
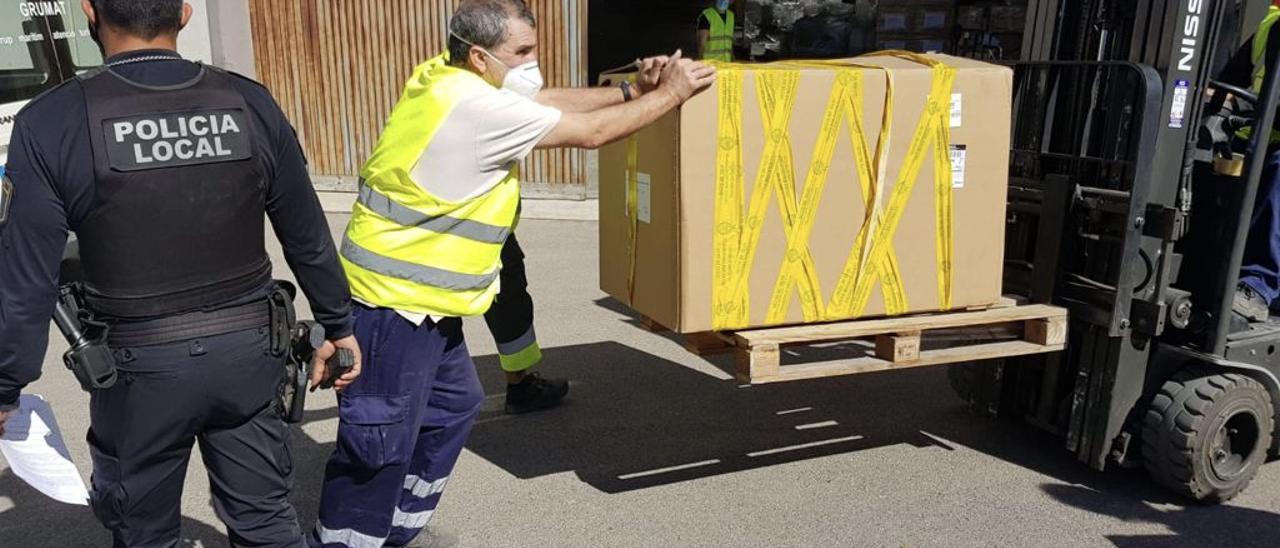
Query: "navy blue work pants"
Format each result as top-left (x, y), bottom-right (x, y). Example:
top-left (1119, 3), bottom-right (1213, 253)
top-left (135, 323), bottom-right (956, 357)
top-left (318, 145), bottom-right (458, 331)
top-left (311, 306), bottom-right (483, 547)
top-left (1241, 149), bottom-right (1280, 306)
top-left (88, 327), bottom-right (302, 548)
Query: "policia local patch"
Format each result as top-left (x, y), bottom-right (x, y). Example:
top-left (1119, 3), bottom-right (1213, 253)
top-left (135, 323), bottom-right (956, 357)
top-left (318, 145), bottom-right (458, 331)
top-left (103, 109), bottom-right (252, 171)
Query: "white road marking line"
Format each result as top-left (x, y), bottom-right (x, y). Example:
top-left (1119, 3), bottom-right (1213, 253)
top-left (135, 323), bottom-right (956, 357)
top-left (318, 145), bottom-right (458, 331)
top-left (747, 435), bottom-right (865, 458)
top-left (617, 459), bottom-right (722, 480)
top-left (794, 420), bottom-right (839, 431)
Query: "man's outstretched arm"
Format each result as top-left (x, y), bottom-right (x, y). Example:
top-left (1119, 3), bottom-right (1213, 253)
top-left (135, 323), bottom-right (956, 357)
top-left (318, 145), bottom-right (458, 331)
top-left (537, 52), bottom-right (715, 150)
top-left (535, 55), bottom-right (670, 113)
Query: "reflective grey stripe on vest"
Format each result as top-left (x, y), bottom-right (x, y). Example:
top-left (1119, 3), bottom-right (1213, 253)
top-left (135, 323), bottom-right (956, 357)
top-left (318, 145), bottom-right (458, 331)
top-left (358, 184), bottom-right (510, 244)
top-left (341, 237), bottom-right (499, 292)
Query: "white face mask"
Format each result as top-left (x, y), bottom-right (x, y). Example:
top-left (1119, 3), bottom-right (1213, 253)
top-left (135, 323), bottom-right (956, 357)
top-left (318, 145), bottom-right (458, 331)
top-left (716, 0), bottom-right (731, 11)
top-left (452, 32), bottom-right (544, 99)
top-left (498, 60), bottom-right (544, 99)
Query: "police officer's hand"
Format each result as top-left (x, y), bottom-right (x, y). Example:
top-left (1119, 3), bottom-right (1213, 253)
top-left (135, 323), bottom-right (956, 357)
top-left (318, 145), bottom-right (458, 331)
top-left (0, 407), bottom-right (13, 438)
top-left (658, 50), bottom-right (717, 103)
top-left (636, 55), bottom-right (670, 94)
top-left (310, 335), bottom-right (362, 392)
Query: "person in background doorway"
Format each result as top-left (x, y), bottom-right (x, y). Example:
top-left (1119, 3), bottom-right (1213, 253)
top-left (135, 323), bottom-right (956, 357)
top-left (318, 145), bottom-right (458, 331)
top-left (791, 1), bottom-right (851, 59)
top-left (699, 0), bottom-right (736, 62)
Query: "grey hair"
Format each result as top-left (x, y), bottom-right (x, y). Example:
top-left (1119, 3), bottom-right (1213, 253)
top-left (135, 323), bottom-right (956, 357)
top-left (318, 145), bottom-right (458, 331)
top-left (448, 0), bottom-right (537, 66)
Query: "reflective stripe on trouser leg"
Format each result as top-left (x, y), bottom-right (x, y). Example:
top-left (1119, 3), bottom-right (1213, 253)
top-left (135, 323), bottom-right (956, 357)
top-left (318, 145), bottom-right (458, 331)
top-left (497, 325), bottom-right (541, 372)
top-left (386, 322), bottom-right (483, 547)
top-left (312, 310), bottom-right (480, 547)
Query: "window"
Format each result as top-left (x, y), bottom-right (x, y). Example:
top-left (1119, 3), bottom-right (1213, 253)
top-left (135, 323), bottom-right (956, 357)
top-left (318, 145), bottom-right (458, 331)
top-left (1, 1), bottom-right (103, 155)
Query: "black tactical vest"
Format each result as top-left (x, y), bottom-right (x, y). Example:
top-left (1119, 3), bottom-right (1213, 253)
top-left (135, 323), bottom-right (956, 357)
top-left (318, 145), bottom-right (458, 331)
top-left (78, 64), bottom-right (271, 319)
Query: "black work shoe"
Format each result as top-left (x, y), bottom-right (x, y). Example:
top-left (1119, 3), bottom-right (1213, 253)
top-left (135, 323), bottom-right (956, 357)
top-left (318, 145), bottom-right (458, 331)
top-left (405, 526), bottom-right (459, 548)
top-left (1234, 283), bottom-right (1270, 322)
top-left (1230, 312), bottom-right (1254, 334)
top-left (505, 372), bottom-right (569, 415)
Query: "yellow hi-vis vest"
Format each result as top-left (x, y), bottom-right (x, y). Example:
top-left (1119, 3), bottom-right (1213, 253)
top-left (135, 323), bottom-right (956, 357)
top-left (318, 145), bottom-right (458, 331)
top-left (1251, 6), bottom-right (1280, 93)
top-left (341, 54), bottom-right (520, 317)
top-left (1240, 5), bottom-right (1280, 143)
top-left (702, 8), bottom-right (735, 62)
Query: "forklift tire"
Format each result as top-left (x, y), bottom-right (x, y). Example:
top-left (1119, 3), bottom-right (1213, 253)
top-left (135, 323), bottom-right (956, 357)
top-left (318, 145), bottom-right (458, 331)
top-left (1141, 368), bottom-right (1274, 504)
top-left (948, 362), bottom-right (978, 402)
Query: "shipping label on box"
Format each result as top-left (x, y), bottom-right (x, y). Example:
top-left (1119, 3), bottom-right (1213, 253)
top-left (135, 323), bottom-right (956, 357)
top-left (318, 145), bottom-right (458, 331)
top-left (950, 145), bottom-right (967, 188)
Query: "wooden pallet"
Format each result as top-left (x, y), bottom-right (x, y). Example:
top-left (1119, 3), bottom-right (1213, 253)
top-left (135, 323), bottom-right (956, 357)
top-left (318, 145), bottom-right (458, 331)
top-left (645, 300), bottom-right (1067, 384)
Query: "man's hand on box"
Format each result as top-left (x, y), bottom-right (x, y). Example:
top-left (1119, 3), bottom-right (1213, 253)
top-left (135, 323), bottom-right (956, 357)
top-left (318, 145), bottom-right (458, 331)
top-left (636, 55), bottom-right (670, 94)
top-left (658, 50), bottom-right (717, 103)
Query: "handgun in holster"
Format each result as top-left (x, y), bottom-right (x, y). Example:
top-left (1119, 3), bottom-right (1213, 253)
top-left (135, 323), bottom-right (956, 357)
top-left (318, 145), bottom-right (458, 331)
top-left (270, 282), bottom-right (356, 424)
top-left (53, 283), bottom-right (119, 391)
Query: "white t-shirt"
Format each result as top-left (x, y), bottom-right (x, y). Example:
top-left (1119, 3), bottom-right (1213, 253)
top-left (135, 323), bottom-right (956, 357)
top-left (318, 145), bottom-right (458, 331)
top-left (409, 87), bottom-right (562, 202)
top-left (371, 86), bottom-right (562, 324)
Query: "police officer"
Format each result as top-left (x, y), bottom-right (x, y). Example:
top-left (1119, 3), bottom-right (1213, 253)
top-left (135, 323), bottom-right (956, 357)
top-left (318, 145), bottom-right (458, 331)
top-left (0, 1), bottom-right (362, 546)
top-left (312, 1), bottom-right (714, 545)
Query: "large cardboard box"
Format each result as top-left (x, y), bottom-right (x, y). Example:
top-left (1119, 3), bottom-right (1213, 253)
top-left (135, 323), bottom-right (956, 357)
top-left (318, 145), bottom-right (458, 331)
top-left (600, 54), bottom-right (1011, 333)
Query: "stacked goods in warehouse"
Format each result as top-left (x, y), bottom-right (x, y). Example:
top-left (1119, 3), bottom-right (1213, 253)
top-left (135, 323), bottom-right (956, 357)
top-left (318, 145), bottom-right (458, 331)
top-left (955, 1), bottom-right (1029, 60)
top-left (599, 53), bottom-right (1012, 334)
top-left (876, 0), bottom-right (955, 53)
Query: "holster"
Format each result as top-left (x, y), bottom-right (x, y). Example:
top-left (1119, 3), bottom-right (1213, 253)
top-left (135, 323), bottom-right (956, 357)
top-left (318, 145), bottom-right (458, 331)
top-left (269, 281), bottom-right (311, 423)
top-left (268, 281), bottom-right (297, 357)
top-left (54, 284), bottom-right (118, 392)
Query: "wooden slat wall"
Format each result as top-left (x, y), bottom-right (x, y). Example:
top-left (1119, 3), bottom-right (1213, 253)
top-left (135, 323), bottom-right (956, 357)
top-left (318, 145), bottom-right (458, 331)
top-left (248, 0), bottom-right (588, 187)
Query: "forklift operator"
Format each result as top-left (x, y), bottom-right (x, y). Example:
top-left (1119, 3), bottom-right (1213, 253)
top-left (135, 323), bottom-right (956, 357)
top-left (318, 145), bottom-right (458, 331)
top-left (1223, 1), bottom-right (1280, 327)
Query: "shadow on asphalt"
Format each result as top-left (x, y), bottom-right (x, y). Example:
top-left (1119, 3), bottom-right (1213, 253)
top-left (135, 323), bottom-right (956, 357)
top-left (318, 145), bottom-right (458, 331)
top-left (7, 303), bottom-right (1280, 547)
top-left (1043, 483), bottom-right (1280, 547)
top-left (426, 296), bottom-right (1280, 547)
top-left (466, 339), bottom-right (953, 493)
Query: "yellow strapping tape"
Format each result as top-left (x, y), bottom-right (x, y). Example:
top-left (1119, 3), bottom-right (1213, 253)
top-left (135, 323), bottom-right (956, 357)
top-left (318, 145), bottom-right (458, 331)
top-left (724, 70), bottom-right (804, 326)
top-left (764, 70), bottom-right (852, 324)
top-left (828, 65), bottom-right (908, 318)
top-left (624, 71), bottom-right (643, 305)
top-left (710, 53), bottom-right (956, 329)
top-left (712, 69), bottom-right (748, 330)
top-left (625, 136), bottom-right (640, 303)
top-left (846, 54), bottom-right (957, 317)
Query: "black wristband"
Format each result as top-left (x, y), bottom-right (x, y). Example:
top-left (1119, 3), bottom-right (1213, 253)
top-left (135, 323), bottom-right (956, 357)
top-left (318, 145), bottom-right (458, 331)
top-left (620, 81), bottom-right (634, 102)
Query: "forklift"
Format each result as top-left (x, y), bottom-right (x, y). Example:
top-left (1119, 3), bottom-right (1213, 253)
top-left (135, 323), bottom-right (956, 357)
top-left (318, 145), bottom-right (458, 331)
top-left (950, 0), bottom-right (1280, 503)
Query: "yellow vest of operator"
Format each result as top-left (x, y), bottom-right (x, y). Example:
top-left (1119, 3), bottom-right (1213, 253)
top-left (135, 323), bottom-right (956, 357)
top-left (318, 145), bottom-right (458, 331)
top-left (702, 8), bottom-right (735, 62)
top-left (341, 54), bottom-right (519, 317)
top-left (1240, 6), bottom-right (1280, 143)
top-left (1251, 6), bottom-right (1280, 93)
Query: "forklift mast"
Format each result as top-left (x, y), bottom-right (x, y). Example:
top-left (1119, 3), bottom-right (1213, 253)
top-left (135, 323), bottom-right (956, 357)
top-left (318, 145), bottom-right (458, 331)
top-left (993, 0), bottom-right (1280, 471)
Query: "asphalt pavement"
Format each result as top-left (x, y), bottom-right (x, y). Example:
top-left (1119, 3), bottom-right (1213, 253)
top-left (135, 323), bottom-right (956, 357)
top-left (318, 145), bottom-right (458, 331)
top-left (2, 215), bottom-right (1279, 547)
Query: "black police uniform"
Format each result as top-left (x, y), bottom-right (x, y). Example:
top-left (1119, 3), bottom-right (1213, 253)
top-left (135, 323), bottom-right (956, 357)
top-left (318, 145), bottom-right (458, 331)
top-left (0, 50), bottom-right (353, 547)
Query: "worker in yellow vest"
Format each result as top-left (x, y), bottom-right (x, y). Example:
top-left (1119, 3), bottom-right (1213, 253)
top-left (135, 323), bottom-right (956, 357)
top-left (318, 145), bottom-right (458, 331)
top-left (1224, 1), bottom-right (1280, 328)
top-left (699, 0), bottom-right (736, 62)
top-left (311, 1), bottom-right (715, 545)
